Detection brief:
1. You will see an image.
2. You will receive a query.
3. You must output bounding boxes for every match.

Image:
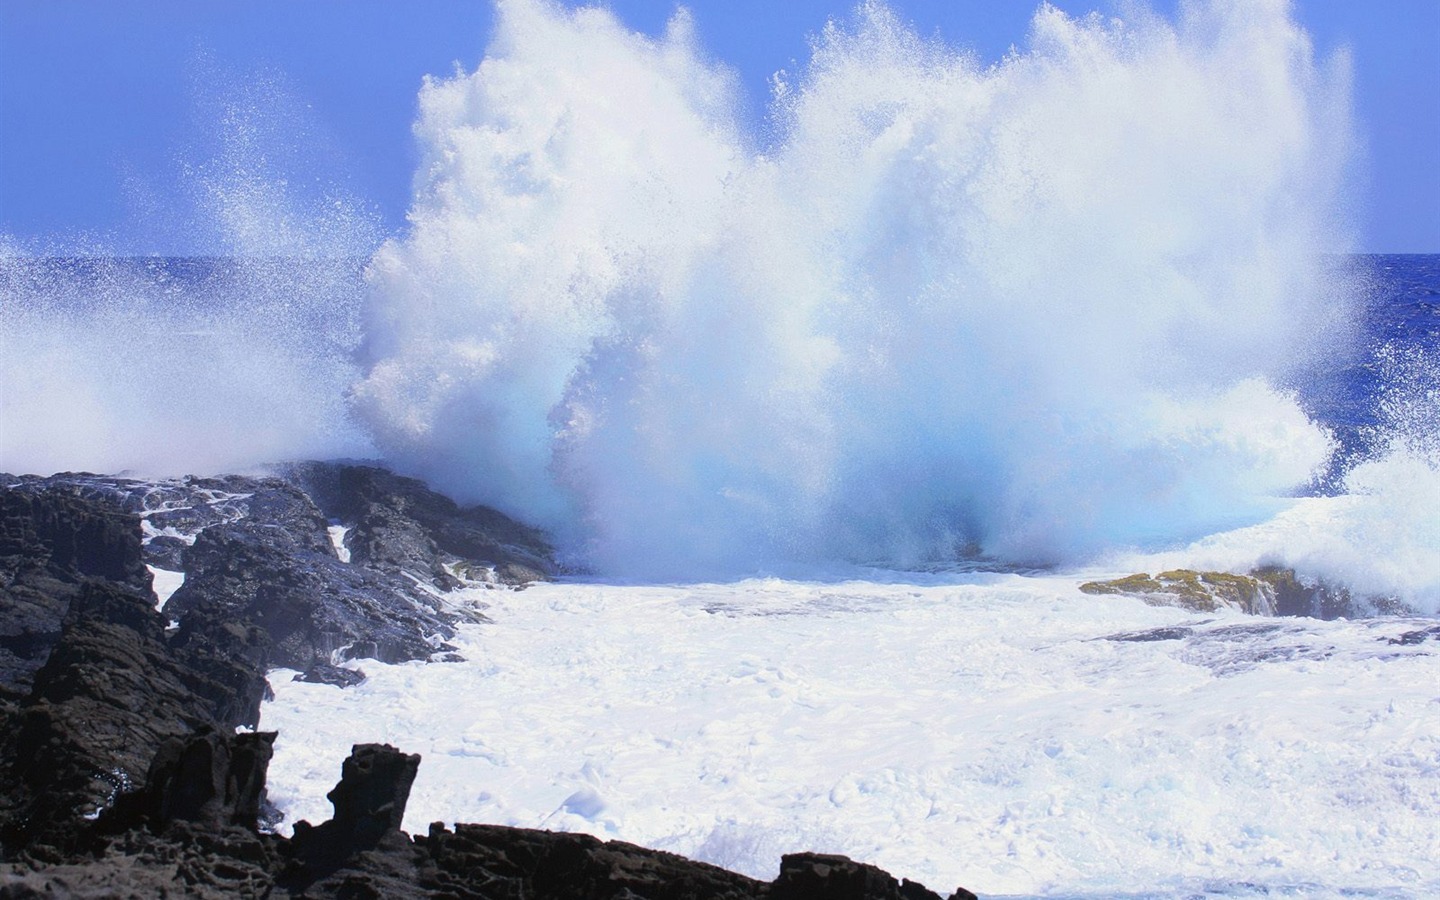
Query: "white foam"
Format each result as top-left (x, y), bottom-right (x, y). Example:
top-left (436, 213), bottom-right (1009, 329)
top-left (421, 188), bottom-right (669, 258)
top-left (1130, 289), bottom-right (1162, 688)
top-left (261, 577), bottom-right (1440, 896)
top-left (353, 0), bottom-right (1358, 578)
top-left (327, 525), bottom-right (352, 563)
top-left (146, 565), bottom-right (186, 611)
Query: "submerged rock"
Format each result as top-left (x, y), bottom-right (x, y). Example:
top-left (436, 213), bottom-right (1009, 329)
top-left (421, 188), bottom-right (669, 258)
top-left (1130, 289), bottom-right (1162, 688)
top-left (1078, 566), bottom-right (1401, 619)
top-left (1079, 569), bottom-right (1278, 615)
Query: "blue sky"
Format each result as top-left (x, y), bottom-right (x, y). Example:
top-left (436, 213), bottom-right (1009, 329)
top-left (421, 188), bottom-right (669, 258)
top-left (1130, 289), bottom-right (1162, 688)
top-left (1, 0), bottom-right (1436, 253)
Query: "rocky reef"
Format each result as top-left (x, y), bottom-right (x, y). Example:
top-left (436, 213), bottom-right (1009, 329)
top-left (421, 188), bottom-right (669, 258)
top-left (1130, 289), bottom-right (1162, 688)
top-left (0, 464), bottom-right (973, 898)
top-left (1078, 566), bottom-right (1408, 618)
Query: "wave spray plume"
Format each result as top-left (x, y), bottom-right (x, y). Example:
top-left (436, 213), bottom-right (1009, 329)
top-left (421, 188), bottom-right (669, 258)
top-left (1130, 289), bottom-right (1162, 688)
top-left (354, 0), bottom-right (1357, 578)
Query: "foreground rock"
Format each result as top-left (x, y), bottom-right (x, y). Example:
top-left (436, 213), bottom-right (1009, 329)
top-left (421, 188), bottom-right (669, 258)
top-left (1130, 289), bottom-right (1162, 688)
top-left (4, 740), bottom-right (976, 899)
top-left (0, 485), bottom-right (151, 706)
top-left (0, 465), bottom-right (555, 855)
top-left (0, 468), bottom-right (974, 898)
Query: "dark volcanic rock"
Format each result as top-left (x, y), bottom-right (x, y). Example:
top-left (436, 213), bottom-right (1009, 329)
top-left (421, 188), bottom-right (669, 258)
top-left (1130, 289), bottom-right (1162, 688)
top-left (291, 744), bottom-right (419, 861)
top-left (295, 662), bottom-right (367, 687)
top-left (0, 580), bottom-right (216, 852)
top-left (165, 515), bottom-right (463, 671)
top-left (414, 822), bottom-right (768, 899)
top-left (0, 484), bottom-right (268, 857)
top-left (772, 852), bottom-right (974, 900)
top-left (103, 727), bottom-right (277, 834)
top-left (7, 463), bottom-right (554, 677)
top-left (287, 461), bottom-right (557, 587)
top-left (284, 743), bottom-right (421, 893)
top-left (0, 485), bottom-right (150, 704)
top-left (6, 735), bottom-right (975, 900)
top-left (0, 467), bottom-right (974, 898)
top-left (0, 482), bottom-right (149, 589)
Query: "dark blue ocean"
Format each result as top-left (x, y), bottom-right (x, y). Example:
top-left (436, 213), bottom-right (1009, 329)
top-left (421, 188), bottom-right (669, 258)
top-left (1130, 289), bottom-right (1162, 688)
top-left (1302, 254), bottom-right (1440, 487)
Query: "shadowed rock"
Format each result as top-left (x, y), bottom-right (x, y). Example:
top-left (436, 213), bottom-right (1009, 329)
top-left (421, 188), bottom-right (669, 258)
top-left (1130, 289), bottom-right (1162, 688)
top-left (291, 744), bottom-right (419, 860)
top-left (286, 461), bottom-right (557, 587)
top-left (0, 484), bottom-right (150, 704)
top-left (0, 577), bottom-right (261, 855)
top-left (1, 470), bottom-right (974, 898)
top-left (772, 853), bottom-right (976, 900)
top-left (100, 726), bottom-right (277, 834)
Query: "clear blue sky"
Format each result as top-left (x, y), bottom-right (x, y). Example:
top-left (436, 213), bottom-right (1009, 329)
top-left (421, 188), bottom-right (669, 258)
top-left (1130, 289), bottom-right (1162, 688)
top-left (1, 0), bottom-right (1436, 253)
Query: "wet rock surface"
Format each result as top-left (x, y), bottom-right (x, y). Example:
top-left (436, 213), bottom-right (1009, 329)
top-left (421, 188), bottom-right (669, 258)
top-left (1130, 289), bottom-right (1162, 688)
top-left (284, 461), bottom-right (557, 589)
top-left (1078, 566), bottom-right (1405, 619)
top-left (0, 466), bottom-right (970, 898)
top-left (5, 462), bottom-right (557, 673)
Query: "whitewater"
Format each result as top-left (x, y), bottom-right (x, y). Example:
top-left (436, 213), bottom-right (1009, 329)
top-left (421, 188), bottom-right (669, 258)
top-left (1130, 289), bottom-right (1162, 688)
top-left (261, 576), bottom-right (1440, 897)
top-left (4, 0), bottom-right (1440, 896)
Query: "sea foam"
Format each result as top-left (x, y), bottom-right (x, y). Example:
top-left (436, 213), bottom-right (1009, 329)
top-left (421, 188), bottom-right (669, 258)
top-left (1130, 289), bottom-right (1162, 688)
top-left (353, 0), bottom-right (1359, 577)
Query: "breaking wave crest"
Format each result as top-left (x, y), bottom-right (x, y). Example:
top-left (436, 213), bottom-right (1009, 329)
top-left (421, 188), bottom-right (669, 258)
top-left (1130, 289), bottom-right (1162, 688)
top-left (353, 0), bottom-right (1358, 577)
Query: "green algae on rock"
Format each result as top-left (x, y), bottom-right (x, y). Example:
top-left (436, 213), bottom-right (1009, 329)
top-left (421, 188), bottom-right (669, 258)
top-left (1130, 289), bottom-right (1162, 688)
top-left (1079, 567), bottom-right (1411, 618)
top-left (1079, 569), bottom-right (1278, 614)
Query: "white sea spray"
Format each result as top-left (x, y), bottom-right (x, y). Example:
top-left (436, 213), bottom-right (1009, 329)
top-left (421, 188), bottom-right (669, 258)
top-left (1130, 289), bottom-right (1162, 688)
top-left (0, 74), bottom-right (378, 476)
top-left (353, 0), bottom-right (1358, 577)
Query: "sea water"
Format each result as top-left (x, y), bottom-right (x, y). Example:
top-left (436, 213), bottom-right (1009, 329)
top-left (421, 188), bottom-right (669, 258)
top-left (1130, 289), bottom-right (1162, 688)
top-left (3, 0), bottom-right (1439, 895)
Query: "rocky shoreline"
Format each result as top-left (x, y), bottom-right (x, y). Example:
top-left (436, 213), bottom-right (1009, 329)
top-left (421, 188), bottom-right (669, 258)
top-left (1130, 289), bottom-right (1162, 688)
top-left (0, 463), bottom-right (975, 898)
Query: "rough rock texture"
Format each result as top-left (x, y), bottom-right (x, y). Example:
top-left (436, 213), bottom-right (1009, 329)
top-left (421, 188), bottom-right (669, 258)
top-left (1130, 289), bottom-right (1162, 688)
top-left (0, 484), bottom-right (151, 705)
top-left (4, 742), bottom-right (974, 900)
top-left (6, 463), bottom-right (556, 675)
top-left (772, 853), bottom-right (975, 900)
top-left (163, 515), bottom-right (463, 671)
top-left (1078, 566), bottom-right (1405, 619)
top-left (285, 462), bottom-right (557, 587)
top-left (0, 469), bottom-right (973, 898)
top-left (0, 574), bottom-right (267, 855)
top-left (0, 466), bottom-right (555, 857)
top-left (102, 727), bottom-right (278, 834)
top-left (289, 743), bottom-right (420, 874)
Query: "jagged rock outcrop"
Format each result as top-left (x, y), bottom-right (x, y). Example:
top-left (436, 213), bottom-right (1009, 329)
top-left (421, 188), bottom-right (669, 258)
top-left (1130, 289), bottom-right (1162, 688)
top-left (0, 571), bottom-right (271, 856)
top-left (0, 466), bottom-right (558, 856)
top-left (0, 484), bottom-right (151, 705)
top-left (101, 727), bottom-right (277, 834)
top-left (6, 463), bottom-right (557, 676)
top-left (288, 742), bottom-right (420, 874)
top-left (163, 515), bottom-right (463, 670)
top-left (4, 741), bottom-right (975, 900)
top-left (772, 853), bottom-right (973, 900)
top-left (285, 462), bottom-right (556, 587)
top-left (0, 469), bottom-right (975, 898)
